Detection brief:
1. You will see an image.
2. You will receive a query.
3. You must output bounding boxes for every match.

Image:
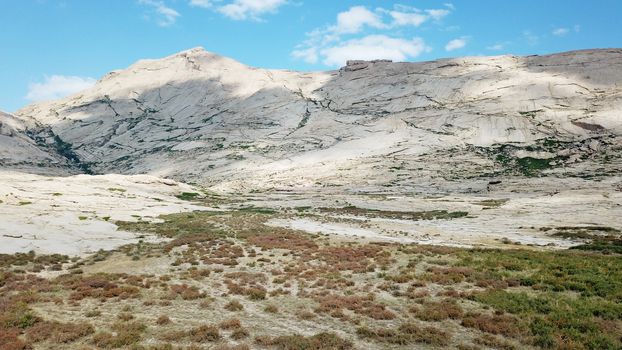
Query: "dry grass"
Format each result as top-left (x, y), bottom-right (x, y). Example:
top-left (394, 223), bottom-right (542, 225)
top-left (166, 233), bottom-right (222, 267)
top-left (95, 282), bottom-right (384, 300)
top-left (255, 332), bottom-right (353, 350)
top-left (0, 329), bottom-right (30, 350)
top-left (224, 300), bottom-right (244, 312)
top-left (91, 321), bottom-right (146, 348)
top-left (412, 299), bottom-right (463, 321)
top-left (356, 322), bottom-right (450, 346)
top-left (156, 315), bottom-right (171, 325)
top-left (475, 334), bottom-right (517, 350)
top-left (213, 344), bottom-right (250, 350)
top-left (169, 284), bottom-right (205, 300)
top-left (314, 293), bottom-right (396, 320)
top-left (188, 324), bottom-right (220, 342)
top-left (461, 312), bottom-right (524, 337)
top-left (2, 207), bottom-right (619, 350)
top-left (26, 320), bottom-right (94, 343)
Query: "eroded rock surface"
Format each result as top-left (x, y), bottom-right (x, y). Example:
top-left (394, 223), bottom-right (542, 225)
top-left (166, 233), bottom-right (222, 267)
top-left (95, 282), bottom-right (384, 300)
top-left (1, 48), bottom-right (621, 254)
top-left (10, 48), bottom-right (621, 192)
top-left (0, 171), bottom-right (204, 255)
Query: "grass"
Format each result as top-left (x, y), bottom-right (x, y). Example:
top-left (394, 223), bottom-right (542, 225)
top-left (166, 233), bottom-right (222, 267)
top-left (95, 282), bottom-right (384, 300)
top-left (471, 289), bottom-right (622, 348)
top-left (475, 198), bottom-right (509, 208)
top-left (116, 211), bottom-right (226, 239)
top-left (237, 206), bottom-right (277, 214)
top-left (542, 226), bottom-right (622, 254)
top-left (224, 300), bottom-right (244, 312)
top-left (451, 248), bottom-right (622, 348)
top-left (175, 192), bottom-right (200, 200)
top-left (1, 207), bottom-right (619, 350)
top-left (412, 299), bottom-right (463, 321)
top-left (516, 157), bottom-right (554, 176)
top-left (319, 206), bottom-right (469, 221)
top-left (26, 320), bottom-right (94, 343)
top-left (255, 332), bottom-right (353, 350)
top-left (107, 187), bottom-right (127, 193)
top-left (357, 322), bottom-right (449, 346)
top-left (91, 321), bottom-right (146, 348)
top-left (188, 324), bottom-right (220, 342)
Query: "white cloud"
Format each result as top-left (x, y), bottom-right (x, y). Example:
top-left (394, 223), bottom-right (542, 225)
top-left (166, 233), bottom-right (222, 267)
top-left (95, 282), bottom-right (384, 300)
top-left (189, 0), bottom-right (214, 8)
top-left (138, 0), bottom-right (180, 26)
top-left (389, 10), bottom-right (428, 27)
top-left (445, 38), bottom-right (466, 51)
top-left (523, 30), bottom-right (539, 46)
top-left (334, 6), bottom-right (386, 34)
top-left (425, 8), bottom-right (450, 20)
top-left (552, 27), bottom-right (569, 36)
top-left (292, 4), bottom-right (454, 67)
top-left (218, 0), bottom-right (287, 21)
top-left (26, 75), bottom-right (96, 102)
top-left (320, 35), bottom-right (430, 67)
top-left (291, 47), bottom-right (318, 64)
top-left (486, 43), bottom-right (504, 51)
top-left (385, 4), bottom-right (451, 28)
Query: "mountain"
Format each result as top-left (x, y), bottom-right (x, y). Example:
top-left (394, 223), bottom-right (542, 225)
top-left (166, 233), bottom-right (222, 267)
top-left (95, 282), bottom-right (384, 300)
top-left (0, 110), bottom-right (75, 175)
top-left (13, 48), bottom-right (622, 192)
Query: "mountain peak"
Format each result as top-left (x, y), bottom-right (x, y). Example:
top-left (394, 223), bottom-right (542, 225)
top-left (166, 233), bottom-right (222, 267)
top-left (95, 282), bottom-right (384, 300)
top-left (11, 48), bottom-right (622, 190)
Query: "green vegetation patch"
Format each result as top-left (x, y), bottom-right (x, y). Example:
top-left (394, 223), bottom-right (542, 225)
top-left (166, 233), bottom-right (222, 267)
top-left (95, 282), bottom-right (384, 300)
top-left (237, 206), bottom-right (277, 215)
top-left (320, 206), bottom-right (469, 221)
top-left (116, 211), bottom-right (225, 239)
top-left (475, 198), bottom-right (509, 208)
top-left (452, 248), bottom-right (622, 349)
top-left (175, 192), bottom-right (200, 200)
top-left (542, 226), bottom-right (622, 254)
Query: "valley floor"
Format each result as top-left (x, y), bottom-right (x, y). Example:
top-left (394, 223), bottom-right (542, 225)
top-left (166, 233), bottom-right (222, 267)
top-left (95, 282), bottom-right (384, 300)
top-left (0, 171), bottom-right (621, 349)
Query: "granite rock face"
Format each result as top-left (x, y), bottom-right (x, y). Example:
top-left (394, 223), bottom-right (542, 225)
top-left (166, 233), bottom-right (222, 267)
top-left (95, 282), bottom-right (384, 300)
top-left (0, 111), bottom-right (74, 175)
top-left (10, 48), bottom-right (622, 192)
top-left (2, 48), bottom-right (621, 255)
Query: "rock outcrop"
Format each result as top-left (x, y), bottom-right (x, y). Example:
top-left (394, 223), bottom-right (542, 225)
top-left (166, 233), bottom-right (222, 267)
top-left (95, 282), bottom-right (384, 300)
top-left (12, 48), bottom-right (622, 192)
top-left (0, 111), bottom-right (74, 175)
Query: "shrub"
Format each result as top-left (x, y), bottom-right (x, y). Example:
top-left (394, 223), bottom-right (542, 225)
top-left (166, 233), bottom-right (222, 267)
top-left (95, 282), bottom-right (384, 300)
top-left (92, 321), bottom-right (146, 348)
top-left (85, 310), bottom-right (101, 318)
top-left (314, 294), bottom-right (395, 320)
top-left (169, 284), bottom-right (205, 300)
top-left (156, 315), bottom-right (171, 325)
top-left (357, 323), bottom-right (449, 346)
top-left (188, 324), bottom-right (220, 342)
top-left (474, 334), bottom-right (516, 350)
top-left (0, 329), bottom-right (30, 350)
top-left (0, 302), bottom-right (38, 329)
top-left (264, 304), bottom-right (278, 313)
top-left (26, 320), bottom-right (94, 343)
top-left (219, 319), bottom-right (241, 330)
top-left (213, 344), bottom-right (250, 350)
top-left (158, 330), bottom-right (187, 342)
top-left (462, 312), bottom-right (524, 337)
top-left (412, 299), bottom-right (463, 321)
top-left (255, 332), bottom-right (353, 350)
top-left (231, 327), bottom-right (250, 340)
top-left (118, 313), bottom-right (134, 321)
top-left (224, 300), bottom-right (244, 312)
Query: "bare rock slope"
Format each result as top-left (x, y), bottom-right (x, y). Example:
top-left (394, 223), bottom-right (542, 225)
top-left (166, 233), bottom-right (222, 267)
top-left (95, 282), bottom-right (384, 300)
top-left (0, 111), bottom-right (74, 175)
top-left (14, 48), bottom-right (622, 192)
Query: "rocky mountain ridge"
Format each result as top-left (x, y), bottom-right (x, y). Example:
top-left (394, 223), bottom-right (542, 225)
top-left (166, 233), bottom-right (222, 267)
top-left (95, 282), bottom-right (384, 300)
top-left (6, 47), bottom-right (622, 192)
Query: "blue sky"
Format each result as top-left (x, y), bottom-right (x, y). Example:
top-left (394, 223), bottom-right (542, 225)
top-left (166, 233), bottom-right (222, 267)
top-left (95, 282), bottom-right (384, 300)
top-left (1, 0), bottom-right (620, 112)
